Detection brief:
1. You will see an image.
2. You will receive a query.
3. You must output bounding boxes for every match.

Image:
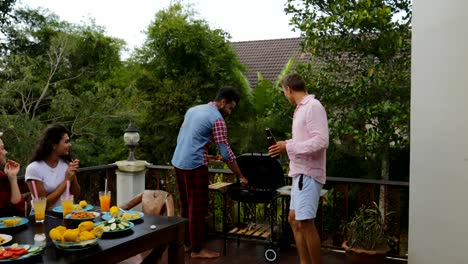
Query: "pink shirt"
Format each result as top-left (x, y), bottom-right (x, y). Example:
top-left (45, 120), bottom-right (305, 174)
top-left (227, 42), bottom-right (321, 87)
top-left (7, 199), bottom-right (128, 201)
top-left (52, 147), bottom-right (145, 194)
top-left (286, 95), bottom-right (329, 184)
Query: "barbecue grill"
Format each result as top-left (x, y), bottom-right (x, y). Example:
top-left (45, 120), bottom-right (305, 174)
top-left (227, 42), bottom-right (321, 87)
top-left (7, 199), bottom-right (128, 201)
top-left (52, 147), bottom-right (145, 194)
top-left (225, 153), bottom-right (285, 262)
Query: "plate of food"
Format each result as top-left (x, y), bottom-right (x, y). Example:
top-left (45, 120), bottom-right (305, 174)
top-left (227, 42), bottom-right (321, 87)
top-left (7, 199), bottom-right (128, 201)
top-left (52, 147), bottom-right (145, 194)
top-left (0, 217), bottom-right (29, 229)
top-left (95, 218), bottom-right (134, 233)
top-left (53, 201), bottom-right (94, 214)
top-left (0, 244), bottom-right (43, 262)
top-left (52, 237), bottom-right (100, 251)
top-left (0, 235), bottom-right (12, 246)
top-left (49, 221), bottom-right (103, 251)
top-left (101, 210), bottom-right (144, 222)
top-left (64, 211), bottom-right (100, 222)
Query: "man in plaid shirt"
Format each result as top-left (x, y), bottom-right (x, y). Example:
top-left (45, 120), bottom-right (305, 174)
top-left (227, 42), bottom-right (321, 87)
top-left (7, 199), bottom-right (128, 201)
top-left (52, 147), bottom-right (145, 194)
top-left (172, 87), bottom-right (247, 259)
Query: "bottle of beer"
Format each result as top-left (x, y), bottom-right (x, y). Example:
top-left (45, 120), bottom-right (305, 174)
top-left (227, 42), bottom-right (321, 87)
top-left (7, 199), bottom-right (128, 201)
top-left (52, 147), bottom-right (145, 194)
top-left (265, 128), bottom-right (277, 147)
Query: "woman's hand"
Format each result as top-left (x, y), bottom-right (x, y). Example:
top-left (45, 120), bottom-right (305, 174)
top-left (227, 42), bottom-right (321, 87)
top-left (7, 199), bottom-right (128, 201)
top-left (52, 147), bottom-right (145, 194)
top-left (65, 159), bottom-right (80, 181)
top-left (5, 160), bottom-right (20, 181)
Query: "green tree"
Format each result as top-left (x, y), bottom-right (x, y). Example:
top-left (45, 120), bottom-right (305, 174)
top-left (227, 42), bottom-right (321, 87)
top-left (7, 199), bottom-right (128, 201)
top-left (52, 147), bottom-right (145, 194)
top-left (235, 59), bottom-right (296, 158)
top-left (0, 0), bottom-right (16, 26)
top-left (132, 3), bottom-right (251, 164)
top-left (0, 7), bottom-right (131, 167)
top-left (286, 0), bottom-right (411, 210)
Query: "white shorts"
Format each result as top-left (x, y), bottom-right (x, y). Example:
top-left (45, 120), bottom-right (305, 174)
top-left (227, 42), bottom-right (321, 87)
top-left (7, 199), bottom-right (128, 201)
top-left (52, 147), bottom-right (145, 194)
top-left (289, 174), bottom-right (323, 221)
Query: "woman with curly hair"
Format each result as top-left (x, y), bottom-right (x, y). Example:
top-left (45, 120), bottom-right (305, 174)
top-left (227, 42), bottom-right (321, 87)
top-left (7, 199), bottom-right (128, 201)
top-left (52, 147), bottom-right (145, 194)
top-left (25, 123), bottom-right (80, 209)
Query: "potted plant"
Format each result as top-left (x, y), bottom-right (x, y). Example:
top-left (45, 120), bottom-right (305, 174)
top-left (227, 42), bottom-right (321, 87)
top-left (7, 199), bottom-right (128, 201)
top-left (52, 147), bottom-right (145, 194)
top-left (342, 202), bottom-right (390, 264)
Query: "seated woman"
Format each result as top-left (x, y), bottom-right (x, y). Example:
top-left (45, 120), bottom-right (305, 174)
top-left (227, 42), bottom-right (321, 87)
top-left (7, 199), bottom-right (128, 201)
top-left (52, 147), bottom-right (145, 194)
top-left (25, 124), bottom-right (80, 209)
top-left (0, 133), bottom-right (25, 217)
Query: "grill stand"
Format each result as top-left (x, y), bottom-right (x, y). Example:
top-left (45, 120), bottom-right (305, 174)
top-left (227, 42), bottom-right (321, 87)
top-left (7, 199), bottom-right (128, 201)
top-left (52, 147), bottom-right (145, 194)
top-left (210, 152), bottom-right (287, 261)
top-left (226, 193), bottom-right (282, 262)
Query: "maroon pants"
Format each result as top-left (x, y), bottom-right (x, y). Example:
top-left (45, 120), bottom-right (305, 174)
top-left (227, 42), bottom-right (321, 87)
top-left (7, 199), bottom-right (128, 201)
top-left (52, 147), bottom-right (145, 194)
top-left (174, 166), bottom-right (209, 253)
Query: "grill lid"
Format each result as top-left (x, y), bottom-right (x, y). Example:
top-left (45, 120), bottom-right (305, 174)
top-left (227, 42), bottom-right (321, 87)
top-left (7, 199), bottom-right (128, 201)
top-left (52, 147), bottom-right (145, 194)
top-left (236, 153), bottom-right (284, 190)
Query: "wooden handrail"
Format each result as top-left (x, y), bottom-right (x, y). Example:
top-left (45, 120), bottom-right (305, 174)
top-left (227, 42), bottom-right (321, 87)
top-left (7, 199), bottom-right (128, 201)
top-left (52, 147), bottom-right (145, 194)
top-left (146, 164), bottom-right (409, 187)
top-left (23, 163), bottom-right (408, 257)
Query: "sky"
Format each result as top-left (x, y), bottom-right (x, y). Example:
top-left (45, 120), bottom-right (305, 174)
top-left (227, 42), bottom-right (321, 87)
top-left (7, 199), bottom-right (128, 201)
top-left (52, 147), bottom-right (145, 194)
top-left (21, 0), bottom-right (300, 53)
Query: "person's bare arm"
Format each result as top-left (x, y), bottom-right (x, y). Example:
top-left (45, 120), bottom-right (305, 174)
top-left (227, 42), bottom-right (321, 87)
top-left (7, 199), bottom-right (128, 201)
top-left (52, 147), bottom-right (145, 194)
top-left (27, 179), bottom-right (59, 206)
top-left (226, 160), bottom-right (248, 186)
top-left (5, 160), bottom-right (22, 204)
top-left (67, 159), bottom-right (81, 198)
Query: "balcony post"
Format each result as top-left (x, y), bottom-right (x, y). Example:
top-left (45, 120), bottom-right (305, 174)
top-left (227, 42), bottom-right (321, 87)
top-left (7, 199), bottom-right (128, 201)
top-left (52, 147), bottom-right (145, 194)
top-left (115, 160), bottom-right (150, 211)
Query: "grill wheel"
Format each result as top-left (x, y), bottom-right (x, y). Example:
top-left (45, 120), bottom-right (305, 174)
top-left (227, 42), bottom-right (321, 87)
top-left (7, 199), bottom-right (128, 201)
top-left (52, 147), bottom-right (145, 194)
top-left (264, 247), bottom-right (278, 262)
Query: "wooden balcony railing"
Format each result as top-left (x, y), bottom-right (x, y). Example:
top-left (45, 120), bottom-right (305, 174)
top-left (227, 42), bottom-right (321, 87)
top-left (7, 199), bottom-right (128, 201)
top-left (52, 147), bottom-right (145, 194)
top-left (19, 163), bottom-right (408, 258)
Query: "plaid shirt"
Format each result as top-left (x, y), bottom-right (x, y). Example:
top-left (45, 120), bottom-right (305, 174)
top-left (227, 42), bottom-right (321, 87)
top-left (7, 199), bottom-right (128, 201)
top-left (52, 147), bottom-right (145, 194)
top-left (172, 102), bottom-right (236, 170)
top-left (206, 115), bottom-right (236, 164)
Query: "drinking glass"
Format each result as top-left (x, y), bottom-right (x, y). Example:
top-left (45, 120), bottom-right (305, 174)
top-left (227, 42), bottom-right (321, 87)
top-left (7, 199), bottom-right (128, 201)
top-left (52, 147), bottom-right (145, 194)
top-left (33, 222), bottom-right (46, 248)
top-left (33, 197), bottom-right (47, 223)
top-left (61, 195), bottom-right (74, 218)
top-left (99, 191), bottom-right (111, 212)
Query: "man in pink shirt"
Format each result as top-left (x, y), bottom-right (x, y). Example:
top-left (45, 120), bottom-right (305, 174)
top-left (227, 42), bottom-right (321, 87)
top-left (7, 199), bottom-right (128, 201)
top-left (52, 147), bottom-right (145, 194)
top-left (268, 73), bottom-right (329, 264)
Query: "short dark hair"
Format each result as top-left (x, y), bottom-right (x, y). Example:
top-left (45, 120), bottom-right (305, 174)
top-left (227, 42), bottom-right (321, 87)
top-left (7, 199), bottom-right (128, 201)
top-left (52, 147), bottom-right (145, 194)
top-left (214, 87), bottom-right (240, 104)
top-left (29, 123), bottom-right (71, 163)
top-left (281, 73), bottom-right (306, 92)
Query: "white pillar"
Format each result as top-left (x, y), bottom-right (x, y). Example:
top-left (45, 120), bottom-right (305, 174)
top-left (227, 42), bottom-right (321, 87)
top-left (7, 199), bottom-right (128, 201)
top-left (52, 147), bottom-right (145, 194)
top-left (115, 160), bottom-right (150, 211)
top-left (411, 0), bottom-right (468, 263)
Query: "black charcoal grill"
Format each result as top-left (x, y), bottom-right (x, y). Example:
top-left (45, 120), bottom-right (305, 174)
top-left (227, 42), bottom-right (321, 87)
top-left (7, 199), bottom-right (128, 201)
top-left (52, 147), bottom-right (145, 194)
top-left (227, 153), bottom-right (284, 203)
top-left (225, 153), bottom-right (285, 262)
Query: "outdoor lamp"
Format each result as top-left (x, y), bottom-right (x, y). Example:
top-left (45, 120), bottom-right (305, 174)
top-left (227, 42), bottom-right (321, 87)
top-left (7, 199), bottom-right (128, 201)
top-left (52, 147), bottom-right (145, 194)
top-left (123, 122), bottom-right (140, 161)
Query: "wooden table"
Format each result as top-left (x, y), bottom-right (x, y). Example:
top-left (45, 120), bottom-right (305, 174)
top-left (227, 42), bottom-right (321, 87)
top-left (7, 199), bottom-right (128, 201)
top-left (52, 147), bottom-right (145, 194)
top-left (2, 212), bottom-right (187, 263)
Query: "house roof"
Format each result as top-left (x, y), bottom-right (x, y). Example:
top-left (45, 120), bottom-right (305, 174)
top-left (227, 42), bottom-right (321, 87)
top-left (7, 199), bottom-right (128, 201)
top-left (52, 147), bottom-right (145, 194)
top-left (230, 37), bottom-right (310, 87)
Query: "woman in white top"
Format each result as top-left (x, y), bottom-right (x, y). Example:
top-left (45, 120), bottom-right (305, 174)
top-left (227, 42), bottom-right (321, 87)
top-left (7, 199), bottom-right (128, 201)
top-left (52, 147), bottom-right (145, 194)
top-left (25, 123), bottom-right (80, 209)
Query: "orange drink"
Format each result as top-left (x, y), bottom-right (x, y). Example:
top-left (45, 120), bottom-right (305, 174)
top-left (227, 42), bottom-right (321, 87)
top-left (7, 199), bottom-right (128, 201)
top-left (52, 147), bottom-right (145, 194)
top-left (99, 191), bottom-right (111, 212)
top-left (33, 197), bottom-right (47, 223)
top-left (61, 195), bottom-right (74, 218)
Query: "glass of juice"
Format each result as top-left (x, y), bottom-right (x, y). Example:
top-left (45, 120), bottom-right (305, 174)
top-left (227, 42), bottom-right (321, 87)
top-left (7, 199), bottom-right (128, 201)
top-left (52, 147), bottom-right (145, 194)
top-left (99, 191), bottom-right (111, 212)
top-left (33, 197), bottom-right (47, 223)
top-left (61, 195), bottom-right (74, 218)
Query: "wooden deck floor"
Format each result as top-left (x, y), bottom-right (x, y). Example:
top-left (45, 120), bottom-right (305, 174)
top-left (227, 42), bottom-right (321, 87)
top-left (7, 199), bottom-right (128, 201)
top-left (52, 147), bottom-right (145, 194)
top-left (154, 235), bottom-right (407, 264)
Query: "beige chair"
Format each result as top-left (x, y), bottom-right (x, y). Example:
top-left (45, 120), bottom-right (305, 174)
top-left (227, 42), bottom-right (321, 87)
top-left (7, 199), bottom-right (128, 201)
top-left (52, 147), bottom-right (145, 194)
top-left (120, 190), bottom-right (175, 217)
top-left (118, 190), bottom-right (175, 264)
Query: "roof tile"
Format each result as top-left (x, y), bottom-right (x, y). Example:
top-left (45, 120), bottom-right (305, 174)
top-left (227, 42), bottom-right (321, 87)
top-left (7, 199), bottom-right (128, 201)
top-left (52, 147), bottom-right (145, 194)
top-left (231, 37), bottom-right (310, 87)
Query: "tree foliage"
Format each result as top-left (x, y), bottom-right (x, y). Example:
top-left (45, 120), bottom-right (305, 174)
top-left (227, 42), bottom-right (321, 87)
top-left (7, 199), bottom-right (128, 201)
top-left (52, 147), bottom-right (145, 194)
top-left (234, 59), bottom-right (296, 158)
top-left (286, 0), bottom-right (411, 181)
top-left (0, 0), bottom-right (15, 26)
top-left (132, 3), bottom-right (251, 164)
top-left (0, 7), bottom-right (132, 167)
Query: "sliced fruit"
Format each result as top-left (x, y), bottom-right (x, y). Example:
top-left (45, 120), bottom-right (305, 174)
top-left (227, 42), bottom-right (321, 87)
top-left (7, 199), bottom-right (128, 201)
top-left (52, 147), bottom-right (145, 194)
top-left (79, 200), bottom-right (88, 208)
top-left (110, 206), bottom-right (119, 217)
top-left (93, 225), bottom-right (104, 237)
top-left (28, 246), bottom-right (41, 253)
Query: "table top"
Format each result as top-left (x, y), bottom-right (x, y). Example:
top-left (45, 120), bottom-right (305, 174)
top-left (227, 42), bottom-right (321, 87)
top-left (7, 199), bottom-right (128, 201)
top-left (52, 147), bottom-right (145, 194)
top-left (1, 209), bottom-right (187, 263)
